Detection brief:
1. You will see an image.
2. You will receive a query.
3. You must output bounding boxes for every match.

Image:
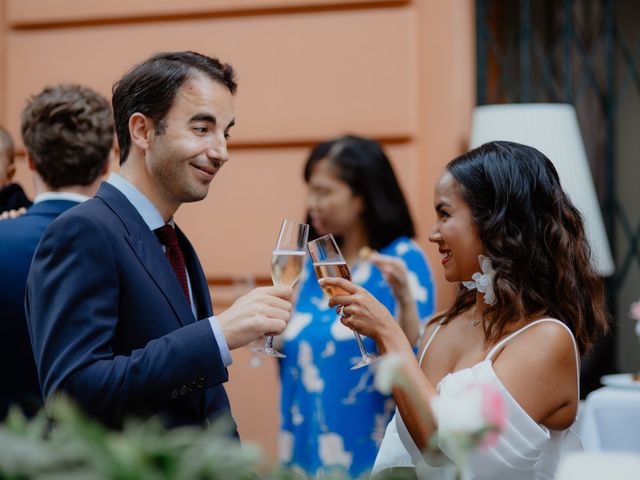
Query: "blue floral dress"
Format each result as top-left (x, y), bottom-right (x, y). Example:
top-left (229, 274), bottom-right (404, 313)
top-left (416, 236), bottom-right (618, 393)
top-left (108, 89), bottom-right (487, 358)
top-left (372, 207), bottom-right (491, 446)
top-left (279, 237), bottom-right (435, 478)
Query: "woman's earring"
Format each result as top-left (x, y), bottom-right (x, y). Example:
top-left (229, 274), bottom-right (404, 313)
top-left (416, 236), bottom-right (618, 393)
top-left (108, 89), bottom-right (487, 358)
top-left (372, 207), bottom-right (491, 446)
top-left (462, 255), bottom-right (496, 305)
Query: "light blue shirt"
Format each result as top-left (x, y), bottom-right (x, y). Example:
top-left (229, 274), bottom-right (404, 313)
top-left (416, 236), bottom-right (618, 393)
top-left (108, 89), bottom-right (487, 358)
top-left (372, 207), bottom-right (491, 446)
top-left (107, 173), bottom-right (232, 366)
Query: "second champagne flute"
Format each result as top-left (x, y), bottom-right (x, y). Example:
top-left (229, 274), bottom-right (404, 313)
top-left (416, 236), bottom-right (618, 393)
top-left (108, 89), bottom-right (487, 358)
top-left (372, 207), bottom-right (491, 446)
top-left (252, 219), bottom-right (309, 358)
top-left (307, 234), bottom-right (378, 369)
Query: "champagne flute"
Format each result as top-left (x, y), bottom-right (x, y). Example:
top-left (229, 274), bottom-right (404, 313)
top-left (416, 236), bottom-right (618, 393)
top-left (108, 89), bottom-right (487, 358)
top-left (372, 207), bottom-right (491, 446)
top-left (252, 219), bottom-right (309, 358)
top-left (308, 234), bottom-right (377, 370)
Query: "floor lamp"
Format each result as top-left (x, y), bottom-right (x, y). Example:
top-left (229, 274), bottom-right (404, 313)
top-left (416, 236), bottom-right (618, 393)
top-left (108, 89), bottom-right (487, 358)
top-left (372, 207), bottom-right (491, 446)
top-left (470, 103), bottom-right (615, 277)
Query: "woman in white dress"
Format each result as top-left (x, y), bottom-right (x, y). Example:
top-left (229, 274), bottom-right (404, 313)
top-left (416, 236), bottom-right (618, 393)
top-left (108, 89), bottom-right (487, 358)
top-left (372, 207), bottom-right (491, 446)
top-left (320, 141), bottom-right (610, 479)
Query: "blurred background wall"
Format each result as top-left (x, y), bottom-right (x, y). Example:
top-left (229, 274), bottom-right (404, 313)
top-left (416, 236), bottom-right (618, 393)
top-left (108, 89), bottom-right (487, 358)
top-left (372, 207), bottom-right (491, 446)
top-left (0, 0), bottom-right (474, 460)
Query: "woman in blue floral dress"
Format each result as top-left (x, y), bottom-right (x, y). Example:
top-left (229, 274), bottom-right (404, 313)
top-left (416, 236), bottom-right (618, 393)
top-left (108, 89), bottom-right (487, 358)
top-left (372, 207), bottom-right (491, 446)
top-left (277, 136), bottom-right (435, 478)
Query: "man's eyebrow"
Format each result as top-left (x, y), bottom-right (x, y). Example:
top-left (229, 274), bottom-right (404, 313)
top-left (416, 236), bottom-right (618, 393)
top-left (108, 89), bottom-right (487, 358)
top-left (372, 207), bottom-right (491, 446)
top-left (190, 113), bottom-right (216, 123)
top-left (189, 115), bottom-right (235, 130)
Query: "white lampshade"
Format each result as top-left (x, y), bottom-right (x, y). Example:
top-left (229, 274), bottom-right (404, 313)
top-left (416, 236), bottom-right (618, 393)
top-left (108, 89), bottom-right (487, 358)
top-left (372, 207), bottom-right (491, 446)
top-left (470, 103), bottom-right (615, 276)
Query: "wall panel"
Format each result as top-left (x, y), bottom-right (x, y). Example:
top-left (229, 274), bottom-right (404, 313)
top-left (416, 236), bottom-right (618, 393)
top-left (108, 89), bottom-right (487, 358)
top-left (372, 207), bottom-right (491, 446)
top-left (5, 7), bottom-right (415, 147)
top-left (8, 0), bottom-right (407, 26)
top-left (176, 142), bottom-right (418, 277)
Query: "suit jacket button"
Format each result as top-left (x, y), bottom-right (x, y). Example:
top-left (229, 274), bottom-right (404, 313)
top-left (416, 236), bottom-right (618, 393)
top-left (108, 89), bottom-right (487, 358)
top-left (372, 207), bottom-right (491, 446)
top-left (179, 385), bottom-right (188, 395)
top-left (170, 388), bottom-right (178, 399)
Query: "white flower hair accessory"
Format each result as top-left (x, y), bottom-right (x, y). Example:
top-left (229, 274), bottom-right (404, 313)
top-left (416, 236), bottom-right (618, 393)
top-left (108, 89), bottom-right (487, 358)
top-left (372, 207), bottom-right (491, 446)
top-left (462, 255), bottom-right (496, 305)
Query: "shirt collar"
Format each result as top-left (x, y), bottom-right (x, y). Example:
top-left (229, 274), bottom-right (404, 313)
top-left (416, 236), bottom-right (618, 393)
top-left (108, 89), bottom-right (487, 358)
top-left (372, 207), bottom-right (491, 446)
top-left (33, 192), bottom-right (91, 204)
top-left (107, 173), bottom-right (169, 231)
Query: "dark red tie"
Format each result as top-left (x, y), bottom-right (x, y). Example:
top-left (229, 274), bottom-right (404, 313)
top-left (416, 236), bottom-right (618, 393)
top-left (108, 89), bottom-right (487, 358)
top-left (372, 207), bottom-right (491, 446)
top-left (155, 224), bottom-right (191, 305)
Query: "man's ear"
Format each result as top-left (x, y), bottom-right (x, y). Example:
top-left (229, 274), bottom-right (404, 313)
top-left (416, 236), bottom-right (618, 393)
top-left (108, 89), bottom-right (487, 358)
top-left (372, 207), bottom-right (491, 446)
top-left (129, 113), bottom-right (153, 152)
top-left (6, 161), bottom-right (16, 181)
top-left (26, 153), bottom-right (36, 172)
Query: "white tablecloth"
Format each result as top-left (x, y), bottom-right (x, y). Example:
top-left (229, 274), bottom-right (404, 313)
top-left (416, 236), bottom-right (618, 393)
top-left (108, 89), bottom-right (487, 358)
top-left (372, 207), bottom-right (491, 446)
top-left (579, 386), bottom-right (640, 452)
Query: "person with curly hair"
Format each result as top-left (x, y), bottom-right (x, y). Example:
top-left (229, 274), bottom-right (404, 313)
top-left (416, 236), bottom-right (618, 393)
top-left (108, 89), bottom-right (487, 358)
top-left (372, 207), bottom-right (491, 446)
top-left (0, 84), bottom-right (114, 420)
top-left (320, 141), bottom-right (609, 479)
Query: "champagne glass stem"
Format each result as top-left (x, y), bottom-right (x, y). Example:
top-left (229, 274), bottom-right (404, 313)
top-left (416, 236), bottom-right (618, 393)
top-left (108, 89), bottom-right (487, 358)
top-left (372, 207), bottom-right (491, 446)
top-left (353, 332), bottom-right (368, 358)
top-left (264, 335), bottom-right (275, 350)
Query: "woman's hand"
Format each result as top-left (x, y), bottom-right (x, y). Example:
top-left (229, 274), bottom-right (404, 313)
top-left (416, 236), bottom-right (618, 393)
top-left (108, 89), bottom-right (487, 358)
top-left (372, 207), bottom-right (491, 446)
top-left (321, 277), bottom-right (401, 346)
top-left (369, 252), bottom-right (413, 305)
top-left (359, 248), bottom-right (421, 346)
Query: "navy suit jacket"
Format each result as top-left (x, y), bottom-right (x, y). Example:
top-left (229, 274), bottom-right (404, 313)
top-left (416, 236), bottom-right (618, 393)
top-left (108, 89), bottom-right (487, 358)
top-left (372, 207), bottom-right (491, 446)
top-left (25, 183), bottom-right (232, 428)
top-left (0, 199), bottom-right (78, 419)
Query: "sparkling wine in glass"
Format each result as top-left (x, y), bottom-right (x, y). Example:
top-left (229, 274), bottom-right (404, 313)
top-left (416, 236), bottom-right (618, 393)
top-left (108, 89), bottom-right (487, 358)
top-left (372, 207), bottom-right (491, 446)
top-left (308, 234), bottom-right (377, 370)
top-left (252, 219), bottom-right (309, 358)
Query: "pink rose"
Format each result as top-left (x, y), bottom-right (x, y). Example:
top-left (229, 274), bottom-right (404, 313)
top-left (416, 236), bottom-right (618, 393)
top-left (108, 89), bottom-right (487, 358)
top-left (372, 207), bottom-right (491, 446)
top-left (481, 383), bottom-right (506, 431)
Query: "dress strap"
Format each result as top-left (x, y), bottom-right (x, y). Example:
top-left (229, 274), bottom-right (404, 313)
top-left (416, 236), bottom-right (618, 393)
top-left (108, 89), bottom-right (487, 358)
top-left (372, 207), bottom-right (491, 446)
top-left (418, 319), bottom-right (444, 366)
top-left (485, 318), bottom-right (581, 396)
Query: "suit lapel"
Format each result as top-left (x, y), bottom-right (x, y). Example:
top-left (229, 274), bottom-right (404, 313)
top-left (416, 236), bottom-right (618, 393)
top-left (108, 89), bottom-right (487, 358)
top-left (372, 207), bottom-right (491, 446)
top-left (96, 183), bottom-right (195, 327)
top-left (176, 226), bottom-right (213, 319)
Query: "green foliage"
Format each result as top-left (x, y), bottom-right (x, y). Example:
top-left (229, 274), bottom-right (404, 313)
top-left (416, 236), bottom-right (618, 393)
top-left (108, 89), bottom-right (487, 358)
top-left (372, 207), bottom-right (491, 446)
top-left (0, 398), bottom-right (260, 480)
top-left (0, 399), bottom-right (415, 479)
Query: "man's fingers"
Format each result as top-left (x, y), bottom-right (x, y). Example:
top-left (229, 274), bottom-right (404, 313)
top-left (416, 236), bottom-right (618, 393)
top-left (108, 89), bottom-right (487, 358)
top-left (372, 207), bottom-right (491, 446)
top-left (260, 305), bottom-right (291, 321)
top-left (259, 285), bottom-right (294, 299)
top-left (263, 295), bottom-right (293, 312)
top-left (262, 318), bottom-right (287, 336)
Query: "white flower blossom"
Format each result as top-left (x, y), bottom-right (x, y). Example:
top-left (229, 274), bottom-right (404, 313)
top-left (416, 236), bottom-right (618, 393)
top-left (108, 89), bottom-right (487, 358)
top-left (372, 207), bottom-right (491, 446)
top-left (407, 270), bottom-right (428, 303)
top-left (298, 341), bottom-right (324, 392)
top-left (373, 352), bottom-right (405, 394)
top-left (318, 433), bottom-right (352, 468)
top-left (462, 255), bottom-right (496, 305)
top-left (282, 312), bottom-right (312, 340)
top-left (278, 430), bottom-right (294, 463)
top-left (431, 388), bottom-right (485, 434)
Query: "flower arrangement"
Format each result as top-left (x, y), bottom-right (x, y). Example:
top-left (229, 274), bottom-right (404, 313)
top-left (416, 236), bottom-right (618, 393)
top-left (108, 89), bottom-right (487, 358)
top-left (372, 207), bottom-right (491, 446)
top-left (374, 354), bottom-right (507, 480)
top-left (430, 378), bottom-right (506, 480)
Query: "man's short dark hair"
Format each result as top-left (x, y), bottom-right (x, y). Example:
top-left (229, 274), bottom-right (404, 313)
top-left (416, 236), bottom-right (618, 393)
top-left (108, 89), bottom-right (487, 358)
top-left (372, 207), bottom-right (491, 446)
top-left (112, 51), bottom-right (237, 165)
top-left (21, 84), bottom-right (114, 189)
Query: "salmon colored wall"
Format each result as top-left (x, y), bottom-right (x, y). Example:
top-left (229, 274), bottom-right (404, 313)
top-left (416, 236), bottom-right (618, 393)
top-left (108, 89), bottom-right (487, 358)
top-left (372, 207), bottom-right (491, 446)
top-left (1, 0), bottom-right (474, 463)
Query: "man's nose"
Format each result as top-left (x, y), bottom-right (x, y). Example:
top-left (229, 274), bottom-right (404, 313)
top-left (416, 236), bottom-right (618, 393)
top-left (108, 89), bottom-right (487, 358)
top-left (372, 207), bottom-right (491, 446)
top-left (207, 135), bottom-right (229, 164)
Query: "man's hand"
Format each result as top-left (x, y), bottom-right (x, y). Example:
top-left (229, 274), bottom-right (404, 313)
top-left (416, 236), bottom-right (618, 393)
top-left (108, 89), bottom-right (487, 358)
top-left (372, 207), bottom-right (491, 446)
top-left (217, 286), bottom-right (293, 350)
top-left (0, 207), bottom-right (27, 220)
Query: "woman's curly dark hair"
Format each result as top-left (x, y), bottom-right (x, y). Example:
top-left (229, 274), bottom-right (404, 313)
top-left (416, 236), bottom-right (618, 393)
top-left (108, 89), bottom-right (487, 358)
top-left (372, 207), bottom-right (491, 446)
top-left (435, 141), bottom-right (609, 354)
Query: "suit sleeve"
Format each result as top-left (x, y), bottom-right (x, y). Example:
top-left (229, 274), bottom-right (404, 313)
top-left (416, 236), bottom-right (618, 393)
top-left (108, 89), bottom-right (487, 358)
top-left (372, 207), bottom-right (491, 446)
top-left (25, 213), bottom-right (228, 421)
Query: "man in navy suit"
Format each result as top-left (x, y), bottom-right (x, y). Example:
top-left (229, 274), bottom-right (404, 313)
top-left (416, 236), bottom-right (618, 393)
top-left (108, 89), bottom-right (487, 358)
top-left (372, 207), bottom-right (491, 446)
top-left (0, 84), bottom-right (114, 420)
top-left (26, 51), bottom-right (293, 429)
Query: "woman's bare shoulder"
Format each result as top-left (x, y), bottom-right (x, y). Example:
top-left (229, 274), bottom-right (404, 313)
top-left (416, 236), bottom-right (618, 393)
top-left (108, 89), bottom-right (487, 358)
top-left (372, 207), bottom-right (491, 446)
top-left (493, 319), bottom-right (579, 428)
